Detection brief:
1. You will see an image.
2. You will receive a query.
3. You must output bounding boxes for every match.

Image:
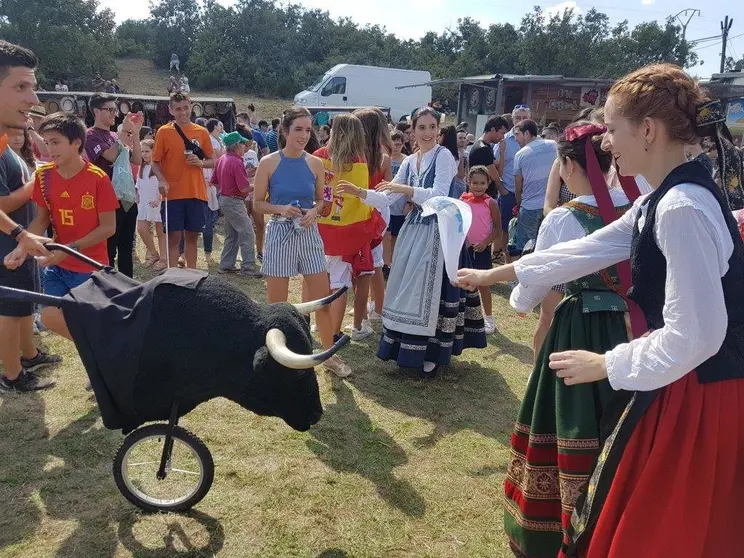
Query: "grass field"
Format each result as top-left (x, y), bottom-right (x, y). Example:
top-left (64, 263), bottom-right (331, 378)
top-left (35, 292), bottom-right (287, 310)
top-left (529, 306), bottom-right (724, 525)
top-left (0, 216), bottom-right (537, 558)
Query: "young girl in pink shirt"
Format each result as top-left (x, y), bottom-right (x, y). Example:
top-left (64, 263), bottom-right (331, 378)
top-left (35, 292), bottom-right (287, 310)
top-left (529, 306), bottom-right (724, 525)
top-left (461, 166), bottom-right (502, 333)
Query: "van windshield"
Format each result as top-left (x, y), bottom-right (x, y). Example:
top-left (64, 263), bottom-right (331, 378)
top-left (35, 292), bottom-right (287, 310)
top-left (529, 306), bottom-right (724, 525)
top-left (308, 73), bottom-right (329, 92)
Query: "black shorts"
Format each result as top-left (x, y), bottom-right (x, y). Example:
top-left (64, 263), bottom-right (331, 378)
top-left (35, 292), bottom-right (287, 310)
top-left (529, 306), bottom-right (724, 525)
top-left (389, 214), bottom-right (406, 237)
top-left (467, 245), bottom-right (493, 270)
top-left (0, 260), bottom-right (38, 317)
top-left (161, 199), bottom-right (207, 233)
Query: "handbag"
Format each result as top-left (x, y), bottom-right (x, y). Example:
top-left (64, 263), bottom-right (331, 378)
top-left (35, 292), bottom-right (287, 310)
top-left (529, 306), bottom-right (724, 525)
top-left (174, 123), bottom-right (206, 160)
top-left (112, 143), bottom-right (136, 211)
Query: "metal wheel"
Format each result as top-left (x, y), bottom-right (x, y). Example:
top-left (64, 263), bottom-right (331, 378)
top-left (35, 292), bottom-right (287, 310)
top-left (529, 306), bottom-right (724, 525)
top-left (113, 423), bottom-right (214, 513)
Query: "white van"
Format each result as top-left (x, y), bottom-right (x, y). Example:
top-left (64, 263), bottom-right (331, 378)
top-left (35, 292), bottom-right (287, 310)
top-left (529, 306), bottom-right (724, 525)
top-left (294, 64), bottom-right (432, 122)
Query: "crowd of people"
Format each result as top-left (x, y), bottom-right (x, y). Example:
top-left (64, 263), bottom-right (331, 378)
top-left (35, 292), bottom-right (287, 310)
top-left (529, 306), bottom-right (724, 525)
top-left (2, 37), bottom-right (744, 557)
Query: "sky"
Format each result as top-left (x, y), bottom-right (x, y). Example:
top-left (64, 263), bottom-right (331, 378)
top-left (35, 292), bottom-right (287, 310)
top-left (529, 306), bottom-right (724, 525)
top-left (101, 0), bottom-right (744, 79)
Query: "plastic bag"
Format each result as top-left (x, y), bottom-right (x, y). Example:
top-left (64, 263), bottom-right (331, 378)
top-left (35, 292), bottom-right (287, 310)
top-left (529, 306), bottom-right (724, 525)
top-left (421, 196), bottom-right (472, 284)
top-left (112, 143), bottom-right (136, 211)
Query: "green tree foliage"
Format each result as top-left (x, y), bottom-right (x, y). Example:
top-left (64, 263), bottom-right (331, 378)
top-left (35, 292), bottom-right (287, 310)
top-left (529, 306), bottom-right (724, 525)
top-left (115, 19), bottom-right (154, 58)
top-left (148, 0), bottom-right (202, 69)
top-left (0, 0), bottom-right (118, 88)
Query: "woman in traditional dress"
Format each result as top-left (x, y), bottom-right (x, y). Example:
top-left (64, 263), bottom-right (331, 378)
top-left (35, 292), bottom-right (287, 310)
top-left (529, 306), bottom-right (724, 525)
top-left (458, 63), bottom-right (744, 557)
top-left (499, 122), bottom-right (631, 558)
top-left (339, 107), bottom-right (486, 377)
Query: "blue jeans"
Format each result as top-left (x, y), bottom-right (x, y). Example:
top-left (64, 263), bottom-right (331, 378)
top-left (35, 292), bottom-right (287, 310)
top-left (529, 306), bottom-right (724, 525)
top-left (203, 207), bottom-right (219, 254)
top-left (178, 206), bottom-right (218, 254)
top-left (42, 265), bottom-right (92, 297)
top-left (510, 207), bottom-right (542, 256)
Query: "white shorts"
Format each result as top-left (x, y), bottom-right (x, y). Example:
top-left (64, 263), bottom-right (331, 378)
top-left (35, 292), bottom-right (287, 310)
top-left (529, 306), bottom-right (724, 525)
top-left (326, 256), bottom-right (353, 289)
top-left (137, 201), bottom-right (162, 223)
top-left (326, 255), bottom-right (376, 289)
top-left (372, 244), bottom-right (384, 268)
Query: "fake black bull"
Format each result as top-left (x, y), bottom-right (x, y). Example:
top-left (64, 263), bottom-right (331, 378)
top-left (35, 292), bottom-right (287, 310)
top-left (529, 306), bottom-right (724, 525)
top-left (61, 269), bottom-right (348, 433)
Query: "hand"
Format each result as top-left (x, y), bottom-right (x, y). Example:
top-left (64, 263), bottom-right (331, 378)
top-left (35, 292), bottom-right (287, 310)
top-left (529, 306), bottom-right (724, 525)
top-left (129, 111), bottom-right (144, 132)
top-left (26, 117), bottom-right (35, 131)
top-left (455, 268), bottom-right (490, 291)
top-left (377, 182), bottom-right (411, 196)
top-left (36, 248), bottom-right (68, 268)
top-left (186, 154), bottom-right (202, 167)
top-left (148, 198), bottom-right (161, 208)
top-left (18, 231), bottom-right (51, 258)
top-left (473, 241), bottom-right (489, 252)
top-left (158, 181), bottom-right (169, 196)
top-left (335, 180), bottom-right (361, 197)
top-left (498, 186), bottom-right (509, 197)
top-left (299, 207), bottom-right (318, 228)
top-left (512, 206), bottom-right (519, 217)
top-left (4, 245), bottom-right (27, 269)
top-left (279, 204), bottom-right (302, 219)
top-left (549, 350), bottom-right (608, 386)
top-left (121, 116), bottom-right (134, 132)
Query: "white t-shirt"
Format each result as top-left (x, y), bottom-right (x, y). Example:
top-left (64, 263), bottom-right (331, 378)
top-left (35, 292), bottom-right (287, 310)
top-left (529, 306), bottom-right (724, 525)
top-left (243, 149), bottom-right (259, 169)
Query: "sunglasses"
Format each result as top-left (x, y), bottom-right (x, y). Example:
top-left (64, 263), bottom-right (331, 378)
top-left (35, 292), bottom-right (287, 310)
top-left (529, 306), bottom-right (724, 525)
top-left (99, 107), bottom-right (119, 115)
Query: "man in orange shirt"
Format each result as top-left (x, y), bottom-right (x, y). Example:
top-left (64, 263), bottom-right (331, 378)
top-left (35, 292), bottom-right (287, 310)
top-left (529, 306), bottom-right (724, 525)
top-left (6, 113), bottom-right (118, 340)
top-left (151, 92), bottom-right (215, 268)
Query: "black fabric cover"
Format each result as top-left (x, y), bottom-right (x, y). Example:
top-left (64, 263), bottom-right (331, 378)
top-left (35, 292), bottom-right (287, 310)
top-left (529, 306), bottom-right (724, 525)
top-left (62, 269), bottom-right (323, 434)
top-left (62, 269), bottom-right (207, 431)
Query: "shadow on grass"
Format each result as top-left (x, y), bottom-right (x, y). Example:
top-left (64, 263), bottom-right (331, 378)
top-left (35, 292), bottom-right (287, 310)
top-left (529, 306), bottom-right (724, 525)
top-left (0, 391), bottom-right (46, 553)
top-left (489, 327), bottom-right (534, 366)
top-left (317, 550), bottom-right (351, 558)
top-left (117, 509), bottom-right (225, 557)
top-left (306, 380), bottom-right (426, 518)
top-left (347, 359), bottom-right (522, 450)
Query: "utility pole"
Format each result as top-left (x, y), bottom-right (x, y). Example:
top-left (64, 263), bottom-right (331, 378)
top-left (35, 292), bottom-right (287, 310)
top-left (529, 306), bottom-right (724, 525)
top-left (674, 9), bottom-right (701, 42)
top-left (721, 16), bottom-right (734, 73)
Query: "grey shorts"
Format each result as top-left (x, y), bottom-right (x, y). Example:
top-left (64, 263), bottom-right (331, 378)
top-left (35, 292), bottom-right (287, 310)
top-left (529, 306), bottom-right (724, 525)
top-left (261, 219), bottom-right (327, 278)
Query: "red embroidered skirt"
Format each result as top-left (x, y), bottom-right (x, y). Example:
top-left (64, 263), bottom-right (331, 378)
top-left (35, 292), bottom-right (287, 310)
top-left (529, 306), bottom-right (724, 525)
top-left (573, 372), bottom-right (744, 558)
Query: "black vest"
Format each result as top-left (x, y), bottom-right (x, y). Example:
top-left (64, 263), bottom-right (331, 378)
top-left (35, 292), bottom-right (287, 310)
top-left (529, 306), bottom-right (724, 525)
top-left (628, 161), bottom-right (744, 384)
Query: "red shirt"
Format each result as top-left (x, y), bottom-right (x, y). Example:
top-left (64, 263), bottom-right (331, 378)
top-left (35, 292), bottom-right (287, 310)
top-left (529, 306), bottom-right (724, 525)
top-left (33, 161), bottom-right (120, 273)
top-left (84, 127), bottom-right (118, 178)
top-left (211, 151), bottom-right (251, 199)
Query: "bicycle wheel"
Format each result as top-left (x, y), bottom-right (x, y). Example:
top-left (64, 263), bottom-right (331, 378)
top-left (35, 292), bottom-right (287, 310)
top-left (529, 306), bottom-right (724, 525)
top-left (113, 423), bottom-right (214, 513)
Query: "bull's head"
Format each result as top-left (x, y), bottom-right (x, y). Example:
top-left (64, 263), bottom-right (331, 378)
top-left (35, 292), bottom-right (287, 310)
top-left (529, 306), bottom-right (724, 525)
top-left (242, 288), bottom-right (350, 432)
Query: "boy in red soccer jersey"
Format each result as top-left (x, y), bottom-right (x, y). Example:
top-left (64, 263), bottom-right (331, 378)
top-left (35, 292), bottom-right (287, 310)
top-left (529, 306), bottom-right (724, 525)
top-left (6, 112), bottom-right (118, 339)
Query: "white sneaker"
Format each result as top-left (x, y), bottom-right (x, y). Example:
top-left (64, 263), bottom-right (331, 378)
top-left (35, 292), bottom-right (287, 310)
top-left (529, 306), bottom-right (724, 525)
top-left (323, 355), bottom-right (352, 378)
top-left (368, 309), bottom-right (382, 321)
top-left (350, 322), bottom-right (375, 341)
top-left (484, 316), bottom-right (495, 335)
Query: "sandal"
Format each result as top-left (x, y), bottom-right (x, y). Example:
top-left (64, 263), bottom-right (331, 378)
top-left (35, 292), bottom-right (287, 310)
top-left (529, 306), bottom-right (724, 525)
top-left (323, 355), bottom-right (352, 378)
top-left (151, 260), bottom-right (167, 272)
top-left (144, 254), bottom-right (160, 267)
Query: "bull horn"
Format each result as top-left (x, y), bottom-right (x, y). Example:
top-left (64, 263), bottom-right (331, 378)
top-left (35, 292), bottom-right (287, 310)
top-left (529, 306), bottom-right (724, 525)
top-left (265, 328), bottom-right (350, 369)
top-left (292, 286), bottom-right (348, 315)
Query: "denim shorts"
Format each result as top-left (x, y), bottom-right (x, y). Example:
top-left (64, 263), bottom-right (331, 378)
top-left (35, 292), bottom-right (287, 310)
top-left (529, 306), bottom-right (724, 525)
top-left (43, 265), bottom-right (92, 297)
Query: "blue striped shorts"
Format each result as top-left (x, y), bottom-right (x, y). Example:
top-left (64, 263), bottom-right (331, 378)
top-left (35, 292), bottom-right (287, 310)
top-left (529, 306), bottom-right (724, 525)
top-left (262, 218), bottom-right (327, 278)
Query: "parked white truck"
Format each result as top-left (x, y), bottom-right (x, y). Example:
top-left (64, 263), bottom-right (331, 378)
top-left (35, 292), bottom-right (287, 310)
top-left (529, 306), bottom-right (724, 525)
top-left (294, 64), bottom-right (432, 122)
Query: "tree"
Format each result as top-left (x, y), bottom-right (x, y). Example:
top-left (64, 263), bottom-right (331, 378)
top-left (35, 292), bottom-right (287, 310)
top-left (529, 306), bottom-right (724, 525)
top-left (0, 0), bottom-right (118, 88)
top-left (116, 19), bottom-right (154, 58)
top-left (148, 0), bottom-right (202, 69)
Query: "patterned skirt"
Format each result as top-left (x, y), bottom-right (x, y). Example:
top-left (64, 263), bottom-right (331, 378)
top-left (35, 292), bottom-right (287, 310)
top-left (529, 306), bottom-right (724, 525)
top-left (561, 373), bottom-right (744, 558)
top-left (377, 248), bottom-right (487, 368)
top-left (504, 294), bottom-right (628, 558)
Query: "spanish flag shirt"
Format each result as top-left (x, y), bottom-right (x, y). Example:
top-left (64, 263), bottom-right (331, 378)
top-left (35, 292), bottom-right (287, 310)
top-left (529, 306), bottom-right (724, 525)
top-left (313, 147), bottom-right (385, 256)
top-left (33, 161), bottom-right (120, 273)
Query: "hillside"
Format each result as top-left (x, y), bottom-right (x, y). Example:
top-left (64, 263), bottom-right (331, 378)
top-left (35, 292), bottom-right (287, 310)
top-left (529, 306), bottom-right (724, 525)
top-left (114, 58), bottom-right (292, 120)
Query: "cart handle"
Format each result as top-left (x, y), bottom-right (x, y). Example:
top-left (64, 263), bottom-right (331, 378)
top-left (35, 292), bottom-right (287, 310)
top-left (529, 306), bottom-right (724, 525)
top-left (0, 285), bottom-right (66, 308)
top-left (46, 243), bottom-right (108, 271)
